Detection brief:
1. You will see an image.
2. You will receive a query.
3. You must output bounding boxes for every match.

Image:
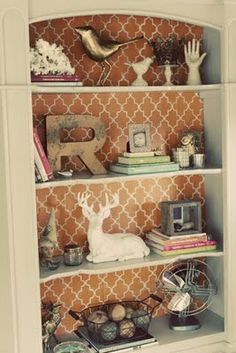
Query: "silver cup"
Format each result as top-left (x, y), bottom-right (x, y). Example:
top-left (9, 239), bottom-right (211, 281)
top-left (193, 153), bottom-right (205, 168)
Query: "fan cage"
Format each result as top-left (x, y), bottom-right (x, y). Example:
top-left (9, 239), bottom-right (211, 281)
top-left (156, 259), bottom-right (217, 317)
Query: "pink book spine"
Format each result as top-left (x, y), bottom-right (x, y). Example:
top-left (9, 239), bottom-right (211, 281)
top-left (162, 240), bottom-right (216, 251)
top-left (33, 128), bottom-right (53, 179)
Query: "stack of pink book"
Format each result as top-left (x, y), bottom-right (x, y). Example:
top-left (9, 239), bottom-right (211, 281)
top-left (145, 227), bottom-right (217, 256)
top-left (33, 128), bottom-right (53, 182)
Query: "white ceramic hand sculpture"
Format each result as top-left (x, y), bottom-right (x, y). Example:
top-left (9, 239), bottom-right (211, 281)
top-left (184, 39), bottom-right (207, 85)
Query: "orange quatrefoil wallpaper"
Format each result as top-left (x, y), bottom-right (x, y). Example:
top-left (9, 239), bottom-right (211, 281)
top-left (38, 175), bottom-right (205, 335)
top-left (31, 15), bottom-right (206, 335)
top-left (29, 14), bottom-right (202, 86)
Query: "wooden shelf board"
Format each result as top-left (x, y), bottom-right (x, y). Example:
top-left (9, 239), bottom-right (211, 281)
top-left (31, 83), bottom-right (221, 94)
top-left (35, 167), bottom-right (222, 190)
top-left (150, 311), bottom-right (224, 349)
top-left (40, 250), bottom-right (223, 283)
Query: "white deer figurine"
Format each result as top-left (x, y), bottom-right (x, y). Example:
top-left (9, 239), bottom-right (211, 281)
top-left (77, 192), bottom-right (150, 263)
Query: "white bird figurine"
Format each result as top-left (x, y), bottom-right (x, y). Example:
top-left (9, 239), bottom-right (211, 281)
top-left (128, 57), bottom-right (153, 86)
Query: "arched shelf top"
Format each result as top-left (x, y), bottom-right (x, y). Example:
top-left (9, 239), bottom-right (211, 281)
top-left (29, 12), bottom-right (221, 86)
top-left (28, 0), bottom-right (223, 29)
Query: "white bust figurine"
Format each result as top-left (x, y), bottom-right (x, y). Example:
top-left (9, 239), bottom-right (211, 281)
top-left (184, 39), bottom-right (207, 85)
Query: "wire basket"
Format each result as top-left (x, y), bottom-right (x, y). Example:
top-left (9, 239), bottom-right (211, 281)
top-left (69, 294), bottom-right (161, 345)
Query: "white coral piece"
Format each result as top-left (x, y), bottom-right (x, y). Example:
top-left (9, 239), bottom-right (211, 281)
top-left (30, 39), bottom-right (75, 75)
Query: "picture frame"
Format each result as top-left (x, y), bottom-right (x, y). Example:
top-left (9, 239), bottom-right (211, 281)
top-left (128, 123), bottom-right (151, 152)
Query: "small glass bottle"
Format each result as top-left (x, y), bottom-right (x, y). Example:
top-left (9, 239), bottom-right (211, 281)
top-left (63, 244), bottom-right (83, 266)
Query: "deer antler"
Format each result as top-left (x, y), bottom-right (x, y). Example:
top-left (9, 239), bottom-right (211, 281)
top-left (99, 193), bottom-right (119, 214)
top-left (77, 192), bottom-right (95, 217)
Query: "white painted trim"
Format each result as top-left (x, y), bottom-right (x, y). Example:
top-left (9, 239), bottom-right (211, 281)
top-left (2, 1), bottom-right (236, 352)
top-left (28, 8), bottom-right (222, 30)
top-left (0, 89), bottom-right (19, 353)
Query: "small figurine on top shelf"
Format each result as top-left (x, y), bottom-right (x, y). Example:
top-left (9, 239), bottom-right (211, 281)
top-left (150, 36), bottom-right (182, 85)
top-left (127, 57), bottom-right (154, 86)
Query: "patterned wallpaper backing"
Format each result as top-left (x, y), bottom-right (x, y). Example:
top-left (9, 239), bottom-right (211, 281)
top-left (34, 91), bottom-right (205, 334)
top-left (33, 91), bottom-right (204, 172)
top-left (31, 15), bottom-right (205, 335)
top-left (29, 14), bottom-right (202, 86)
top-left (39, 175), bottom-right (205, 335)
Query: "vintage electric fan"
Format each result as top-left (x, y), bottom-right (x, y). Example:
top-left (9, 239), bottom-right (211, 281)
top-left (156, 259), bottom-right (217, 331)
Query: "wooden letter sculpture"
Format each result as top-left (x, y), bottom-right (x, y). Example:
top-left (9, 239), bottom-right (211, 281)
top-left (46, 114), bottom-right (107, 175)
top-left (77, 192), bottom-right (150, 263)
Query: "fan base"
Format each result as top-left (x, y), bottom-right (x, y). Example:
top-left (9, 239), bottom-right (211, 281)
top-left (169, 314), bottom-right (201, 331)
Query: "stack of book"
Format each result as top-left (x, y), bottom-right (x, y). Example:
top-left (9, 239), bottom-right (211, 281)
top-left (31, 74), bottom-right (83, 86)
top-left (33, 128), bottom-right (53, 182)
top-left (110, 151), bottom-right (179, 175)
top-left (145, 227), bottom-right (217, 256)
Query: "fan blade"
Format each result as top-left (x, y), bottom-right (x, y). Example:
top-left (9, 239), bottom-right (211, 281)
top-left (168, 292), bottom-right (191, 312)
top-left (162, 271), bottom-right (185, 290)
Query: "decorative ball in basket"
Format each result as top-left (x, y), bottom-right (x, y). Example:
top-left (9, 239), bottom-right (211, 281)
top-left (69, 295), bottom-right (162, 345)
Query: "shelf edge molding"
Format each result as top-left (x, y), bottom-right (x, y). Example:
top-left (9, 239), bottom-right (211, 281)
top-left (36, 167), bottom-right (222, 189)
top-left (31, 83), bottom-right (222, 94)
top-left (40, 250), bottom-right (223, 283)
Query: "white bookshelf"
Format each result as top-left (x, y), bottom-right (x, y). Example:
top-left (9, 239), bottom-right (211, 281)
top-left (4, 1), bottom-right (236, 353)
top-left (149, 311), bottom-right (224, 351)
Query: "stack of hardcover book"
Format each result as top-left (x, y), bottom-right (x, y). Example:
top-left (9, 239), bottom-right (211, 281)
top-left (110, 151), bottom-right (179, 175)
top-left (31, 74), bottom-right (83, 86)
top-left (33, 128), bottom-right (53, 182)
top-left (145, 227), bottom-right (217, 256)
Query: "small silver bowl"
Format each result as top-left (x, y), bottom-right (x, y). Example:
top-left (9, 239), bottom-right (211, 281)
top-left (53, 341), bottom-right (91, 353)
top-left (63, 244), bottom-right (83, 266)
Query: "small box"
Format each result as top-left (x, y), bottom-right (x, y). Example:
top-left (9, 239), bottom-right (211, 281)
top-left (160, 200), bottom-right (202, 236)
